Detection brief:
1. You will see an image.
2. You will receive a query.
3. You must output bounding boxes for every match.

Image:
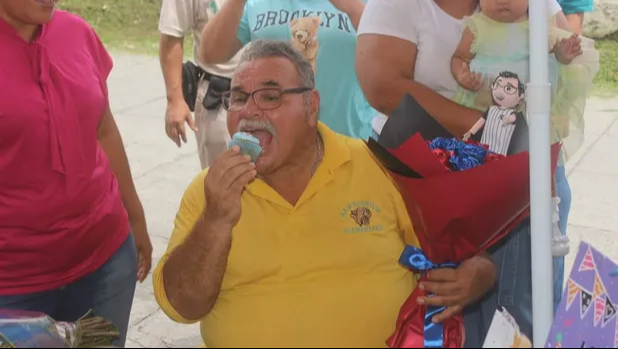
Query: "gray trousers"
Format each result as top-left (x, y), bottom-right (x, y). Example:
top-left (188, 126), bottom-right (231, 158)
top-left (194, 77), bottom-right (231, 169)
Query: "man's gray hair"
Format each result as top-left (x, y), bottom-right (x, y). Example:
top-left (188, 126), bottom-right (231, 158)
top-left (238, 40), bottom-right (315, 89)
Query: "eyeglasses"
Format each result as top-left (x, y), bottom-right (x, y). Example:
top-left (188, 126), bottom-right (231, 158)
top-left (491, 81), bottom-right (519, 95)
top-left (222, 87), bottom-right (313, 112)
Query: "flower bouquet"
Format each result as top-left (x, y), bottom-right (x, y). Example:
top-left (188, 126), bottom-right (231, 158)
top-left (0, 309), bottom-right (119, 348)
top-left (368, 93), bottom-right (562, 348)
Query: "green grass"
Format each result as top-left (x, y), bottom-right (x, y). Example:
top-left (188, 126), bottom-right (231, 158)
top-left (60, 0), bottom-right (617, 94)
top-left (58, 0), bottom-right (194, 56)
top-left (592, 32), bottom-right (618, 96)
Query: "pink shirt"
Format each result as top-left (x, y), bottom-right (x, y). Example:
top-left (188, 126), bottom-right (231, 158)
top-left (0, 11), bottom-right (130, 295)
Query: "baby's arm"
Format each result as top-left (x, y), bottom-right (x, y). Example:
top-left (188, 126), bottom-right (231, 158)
top-left (451, 27), bottom-right (483, 91)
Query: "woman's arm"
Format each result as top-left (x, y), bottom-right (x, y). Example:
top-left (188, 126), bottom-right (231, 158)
top-left (98, 104), bottom-right (153, 282)
top-left (555, 11), bottom-right (572, 31)
top-left (548, 0), bottom-right (573, 31)
top-left (356, 34), bottom-right (482, 137)
top-left (200, 0), bottom-right (247, 64)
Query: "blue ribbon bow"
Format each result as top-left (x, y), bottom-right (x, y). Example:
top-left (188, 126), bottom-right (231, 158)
top-left (399, 246), bottom-right (459, 348)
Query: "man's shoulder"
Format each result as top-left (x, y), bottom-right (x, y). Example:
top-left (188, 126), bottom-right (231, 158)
top-left (182, 168), bottom-right (208, 200)
top-left (160, 0), bottom-right (204, 11)
top-left (244, 0), bottom-right (271, 6)
top-left (334, 134), bottom-right (396, 184)
top-left (340, 136), bottom-right (371, 157)
top-left (332, 135), bottom-right (408, 227)
top-left (158, 0), bottom-right (206, 36)
top-left (192, 168), bottom-right (209, 187)
top-left (329, 132), bottom-right (366, 156)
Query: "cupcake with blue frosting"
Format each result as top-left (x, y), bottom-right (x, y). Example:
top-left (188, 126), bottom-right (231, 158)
top-left (228, 132), bottom-right (263, 162)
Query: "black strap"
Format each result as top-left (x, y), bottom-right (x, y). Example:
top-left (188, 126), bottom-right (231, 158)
top-left (181, 61), bottom-right (204, 112)
top-left (202, 72), bottom-right (231, 110)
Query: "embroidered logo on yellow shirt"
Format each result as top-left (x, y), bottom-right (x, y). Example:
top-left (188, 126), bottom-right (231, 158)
top-left (340, 201), bottom-right (383, 233)
top-left (350, 207), bottom-right (372, 226)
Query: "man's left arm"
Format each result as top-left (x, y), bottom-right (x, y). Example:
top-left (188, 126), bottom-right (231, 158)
top-left (98, 104), bottom-right (153, 282)
top-left (329, 0), bottom-right (365, 31)
top-left (159, 0), bottom-right (198, 147)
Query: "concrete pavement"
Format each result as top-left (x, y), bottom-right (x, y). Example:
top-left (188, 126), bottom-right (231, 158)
top-left (108, 53), bottom-right (202, 348)
top-left (106, 52), bottom-right (618, 348)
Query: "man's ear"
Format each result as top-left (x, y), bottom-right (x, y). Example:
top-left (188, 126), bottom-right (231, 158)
top-left (308, 90), bottom-right (321, 126)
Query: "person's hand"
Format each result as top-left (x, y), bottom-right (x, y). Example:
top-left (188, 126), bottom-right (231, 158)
top-left (130, 213), bottom-right (153, 283)
top-left (554, 34), bottom-right (582, 65)
top-left (417, 254), bottom-right (496, 323)
top-left (455, 62), bottom-right (484, 92)
top-left (165, 99), bottom-right (197, 147)
top-left (203, 146), bottom-right (257, 228)
top-left (503, 113), bottom-right (517, 125)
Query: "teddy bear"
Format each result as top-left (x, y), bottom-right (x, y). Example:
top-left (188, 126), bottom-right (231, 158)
top-left (289, 16), bottom-right (321, 73)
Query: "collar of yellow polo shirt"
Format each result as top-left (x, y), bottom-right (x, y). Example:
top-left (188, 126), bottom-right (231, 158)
top-left (154, 122), bottom-right (420, 348)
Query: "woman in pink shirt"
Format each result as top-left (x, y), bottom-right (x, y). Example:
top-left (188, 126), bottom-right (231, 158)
top-left (0, 0), bottom-right (152, 346)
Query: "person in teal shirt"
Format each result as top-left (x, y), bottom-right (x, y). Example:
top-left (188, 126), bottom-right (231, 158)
top-left (200, 0), bottom-right (375, 140)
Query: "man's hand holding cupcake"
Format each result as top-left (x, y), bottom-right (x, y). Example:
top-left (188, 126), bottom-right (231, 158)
top-left (203, 145), bottom-right (258, 230)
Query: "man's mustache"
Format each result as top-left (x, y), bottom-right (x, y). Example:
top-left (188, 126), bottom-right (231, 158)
top-left (237, 119), bottom-right (277, 138)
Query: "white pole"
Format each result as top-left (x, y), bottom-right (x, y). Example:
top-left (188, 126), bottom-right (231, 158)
top-left (528, 0), bottom-right (554, 347)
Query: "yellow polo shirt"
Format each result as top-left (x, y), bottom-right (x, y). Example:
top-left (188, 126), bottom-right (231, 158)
top-left (154, 122), bottom-right (419, 348)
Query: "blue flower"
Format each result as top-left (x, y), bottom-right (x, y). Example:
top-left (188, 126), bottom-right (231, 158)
top-left (450, 154), bottom-right (482, 171)
top-left (459, 143), bottom-right (488, 162)
top-left (429, 137), bottom-right (489, 171)
top-left (429, 138), bottom-right (463, 152)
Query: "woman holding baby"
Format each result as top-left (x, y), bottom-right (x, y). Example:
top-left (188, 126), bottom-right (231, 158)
top-left (357, 0), bottom-right (598, 346)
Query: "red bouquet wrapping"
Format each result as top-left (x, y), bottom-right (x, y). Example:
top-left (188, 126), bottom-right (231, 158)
top-left (368, 94), bottom-right (562, 348)
top-left (383, 133), bottom-right (561, 263)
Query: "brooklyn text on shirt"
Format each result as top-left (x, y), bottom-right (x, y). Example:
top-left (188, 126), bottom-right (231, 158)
top-left (252, 9), bottom-right (355, 34)
top-left (340, 201), bottom-right (384, 234)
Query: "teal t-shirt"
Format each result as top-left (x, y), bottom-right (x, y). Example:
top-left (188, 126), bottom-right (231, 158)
top-left (238, 0), bottom-right (375, 140)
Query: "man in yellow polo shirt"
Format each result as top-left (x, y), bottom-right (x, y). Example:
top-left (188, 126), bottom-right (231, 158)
top-left (153, 40), bottom-right (496, 348)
